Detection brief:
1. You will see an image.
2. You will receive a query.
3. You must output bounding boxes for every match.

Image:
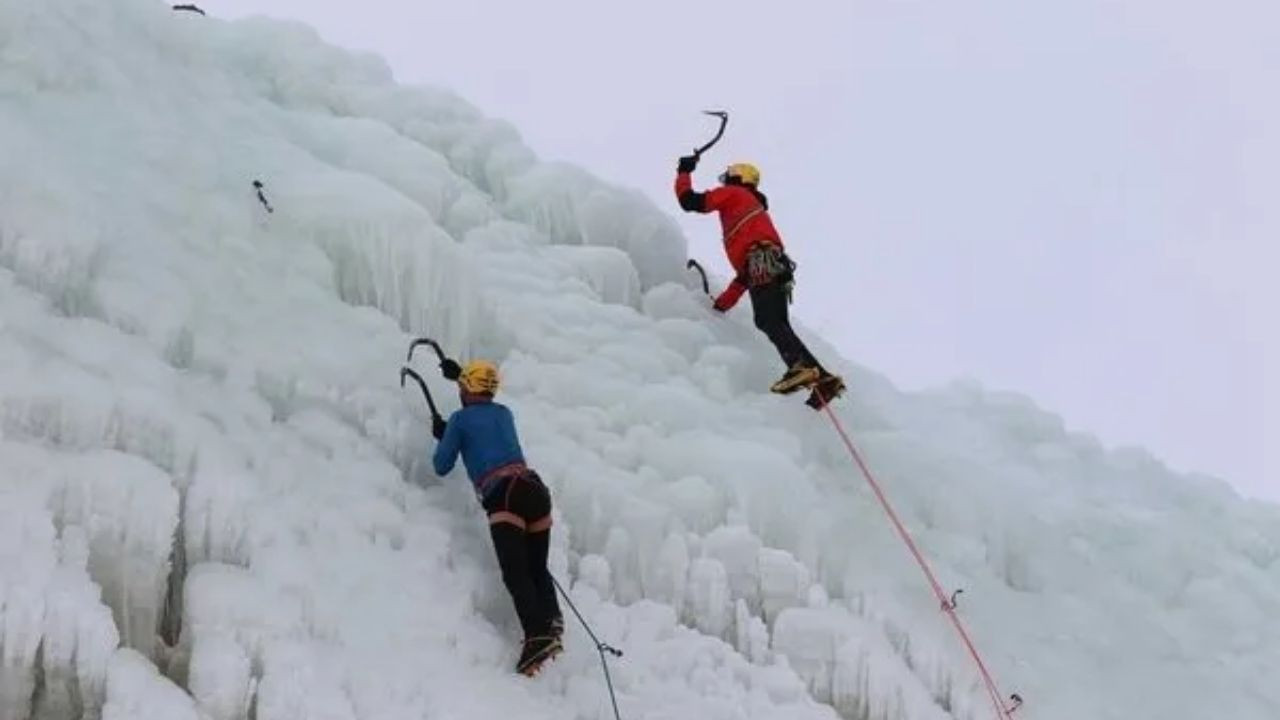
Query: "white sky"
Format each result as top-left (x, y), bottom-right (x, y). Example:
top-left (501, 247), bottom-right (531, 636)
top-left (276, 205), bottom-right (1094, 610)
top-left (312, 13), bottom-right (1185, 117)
top-left (212, 0), bottom-right (1277, 502)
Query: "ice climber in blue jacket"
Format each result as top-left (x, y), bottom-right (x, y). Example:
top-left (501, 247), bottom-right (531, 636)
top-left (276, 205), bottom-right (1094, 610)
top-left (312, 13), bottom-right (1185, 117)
top-left (432, 359), bottom-right (563, 676)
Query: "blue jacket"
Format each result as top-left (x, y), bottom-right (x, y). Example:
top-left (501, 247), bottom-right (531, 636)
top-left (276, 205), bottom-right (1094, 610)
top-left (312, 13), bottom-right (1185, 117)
top-left (432, 400), bottom-right (526, 497)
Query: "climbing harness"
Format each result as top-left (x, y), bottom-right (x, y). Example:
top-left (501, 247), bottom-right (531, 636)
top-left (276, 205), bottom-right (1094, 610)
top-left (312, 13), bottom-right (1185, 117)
top-left (812, 386), bottom-right (1023, 720)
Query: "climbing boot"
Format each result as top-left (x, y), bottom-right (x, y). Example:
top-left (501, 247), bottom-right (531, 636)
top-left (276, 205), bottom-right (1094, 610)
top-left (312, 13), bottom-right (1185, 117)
top-left (517, 635), bottom-right (563, 677)
top-left (805, 374), bottom-right (846, 410)
top-left (770, 363), bottom-right (821, 395)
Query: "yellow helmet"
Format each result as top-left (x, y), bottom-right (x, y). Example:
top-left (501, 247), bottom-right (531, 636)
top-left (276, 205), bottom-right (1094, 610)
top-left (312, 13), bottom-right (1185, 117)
top-left (720, 162), bottom-right (761, 187)
top-left (459, 360), bottom-right (500, 395)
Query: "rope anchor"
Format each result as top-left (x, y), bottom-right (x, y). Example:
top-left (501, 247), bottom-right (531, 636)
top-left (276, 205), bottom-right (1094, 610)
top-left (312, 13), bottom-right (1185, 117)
top-left (941, 588), bottom-right (964, 612)
top-left (252, 179), bottom-right (274, 214)
top-left (1006, 694), bottom-right (1024, 714)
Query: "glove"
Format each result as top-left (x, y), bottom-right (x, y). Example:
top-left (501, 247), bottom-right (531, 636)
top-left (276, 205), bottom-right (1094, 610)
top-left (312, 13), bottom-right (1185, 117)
top-left (440, 358), bottom-right (461, 381)
top-left (713, 280), bottom-right (747, 313)
top-left (677, 155), bottom-right (699, 174)
top-left (431, 416), bottom-right (447, 440)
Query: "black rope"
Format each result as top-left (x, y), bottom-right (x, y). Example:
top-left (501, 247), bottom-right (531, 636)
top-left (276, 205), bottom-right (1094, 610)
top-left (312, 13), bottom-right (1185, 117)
top-left (552, 574), bottom-right (623, 720)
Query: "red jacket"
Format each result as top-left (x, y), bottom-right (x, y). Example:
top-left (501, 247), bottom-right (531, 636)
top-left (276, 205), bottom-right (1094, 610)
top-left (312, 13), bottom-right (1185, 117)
top-left (675, 172), bottom-right (785, 309)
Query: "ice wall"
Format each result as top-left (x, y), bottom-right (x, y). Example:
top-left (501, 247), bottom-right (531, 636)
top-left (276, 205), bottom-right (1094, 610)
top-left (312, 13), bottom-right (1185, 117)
top-left (1, 2), bottom-right (1277, 720)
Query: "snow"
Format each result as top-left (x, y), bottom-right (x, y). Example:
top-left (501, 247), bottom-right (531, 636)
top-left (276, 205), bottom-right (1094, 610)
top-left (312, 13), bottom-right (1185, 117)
top-left (0, 448), bottom-right (122, 720)
top-left (101, 649), bottom-right (198, 720)
top-left (1, 1), bottom-right (1278, 719)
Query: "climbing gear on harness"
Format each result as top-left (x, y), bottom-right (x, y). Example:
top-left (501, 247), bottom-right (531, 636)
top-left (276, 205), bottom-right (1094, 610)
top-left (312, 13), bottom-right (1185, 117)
top-left (744, 242), bottom-right (797, 305)
top-left (745, 243), bottom-right (794, 288)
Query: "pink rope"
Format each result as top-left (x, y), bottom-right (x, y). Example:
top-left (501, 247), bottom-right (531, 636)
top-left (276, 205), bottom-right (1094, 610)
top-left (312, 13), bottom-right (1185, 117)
top-left (817, 392), bottom-right (1018, 719)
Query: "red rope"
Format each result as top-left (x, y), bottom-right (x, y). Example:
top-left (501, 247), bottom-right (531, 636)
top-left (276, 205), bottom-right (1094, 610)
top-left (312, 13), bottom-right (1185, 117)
top-left (817, 392), bottom-right (1016, 720)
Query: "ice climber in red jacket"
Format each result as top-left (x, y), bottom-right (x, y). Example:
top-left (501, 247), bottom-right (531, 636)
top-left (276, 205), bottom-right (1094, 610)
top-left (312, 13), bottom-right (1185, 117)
top-left (675, 154), bottom-right (844, 405)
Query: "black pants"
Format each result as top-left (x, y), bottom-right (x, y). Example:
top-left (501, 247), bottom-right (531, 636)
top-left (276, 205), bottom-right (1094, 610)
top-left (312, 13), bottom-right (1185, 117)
top-left (750, 280), bottom-right (822, 372)
top-left (482, 471), bottom-right (561, 638)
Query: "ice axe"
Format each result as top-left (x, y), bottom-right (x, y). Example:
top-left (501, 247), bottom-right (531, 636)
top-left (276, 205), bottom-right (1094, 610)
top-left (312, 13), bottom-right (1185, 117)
top-left (686, 259), bottom-right (712, 298)
top-left (407, 337), bottom-right (463, 383)
top-left (691, 110), bottom-right (729, 159)
top-left (399, 367), bottom-right (442, 422)
top-left (407, 337), bottom-right (448, 364)
top-left (686, 259), bottom-right (732, 317)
